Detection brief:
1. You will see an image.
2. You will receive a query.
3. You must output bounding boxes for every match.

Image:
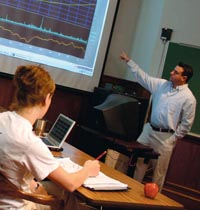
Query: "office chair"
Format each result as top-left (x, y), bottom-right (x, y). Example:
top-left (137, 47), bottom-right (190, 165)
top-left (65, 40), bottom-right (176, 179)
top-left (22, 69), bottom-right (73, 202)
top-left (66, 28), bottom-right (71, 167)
top-left (0, 173), bottom-right (64, 210)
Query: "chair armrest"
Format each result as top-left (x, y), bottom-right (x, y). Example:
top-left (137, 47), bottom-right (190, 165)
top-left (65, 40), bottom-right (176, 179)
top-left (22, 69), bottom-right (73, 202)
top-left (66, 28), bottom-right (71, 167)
top-left (0, 173), bottom-right (63, 207)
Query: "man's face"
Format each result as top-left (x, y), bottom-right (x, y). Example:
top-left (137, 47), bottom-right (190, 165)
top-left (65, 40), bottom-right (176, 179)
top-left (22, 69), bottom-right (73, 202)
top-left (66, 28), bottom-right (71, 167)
top-left (170, 65), bottom-right (186, 86)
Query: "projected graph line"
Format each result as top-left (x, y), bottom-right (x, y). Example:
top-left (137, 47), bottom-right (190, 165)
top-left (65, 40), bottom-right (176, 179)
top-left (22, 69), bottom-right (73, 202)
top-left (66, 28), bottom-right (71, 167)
top-left (0, 0), bottom-right (96, 29)
top-left (36, 0), bottom-right (96, 7)
top-left (0, 25), bottom-right (85, 53)
top-left (0, 16), bottom-right (87, 44)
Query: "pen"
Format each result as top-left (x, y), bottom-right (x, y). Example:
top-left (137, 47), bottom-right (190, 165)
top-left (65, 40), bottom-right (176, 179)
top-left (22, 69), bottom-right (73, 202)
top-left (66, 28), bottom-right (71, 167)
top-left (96, 150), bottom-right (107, 160)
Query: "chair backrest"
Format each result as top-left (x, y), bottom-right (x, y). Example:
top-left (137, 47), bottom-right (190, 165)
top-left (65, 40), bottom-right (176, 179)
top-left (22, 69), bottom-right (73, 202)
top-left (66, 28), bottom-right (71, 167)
top-left (0, 173), bottom-right (64, 210)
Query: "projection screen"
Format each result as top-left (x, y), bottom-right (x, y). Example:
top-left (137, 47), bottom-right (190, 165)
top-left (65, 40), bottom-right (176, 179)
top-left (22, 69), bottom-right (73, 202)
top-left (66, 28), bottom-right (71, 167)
top-left (0, 0), bottom-right (119, 92)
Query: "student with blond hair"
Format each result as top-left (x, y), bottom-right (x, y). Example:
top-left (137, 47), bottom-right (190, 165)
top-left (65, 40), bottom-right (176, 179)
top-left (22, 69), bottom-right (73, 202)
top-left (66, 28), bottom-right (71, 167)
top-left (0, 65), bottom-right (100, 209)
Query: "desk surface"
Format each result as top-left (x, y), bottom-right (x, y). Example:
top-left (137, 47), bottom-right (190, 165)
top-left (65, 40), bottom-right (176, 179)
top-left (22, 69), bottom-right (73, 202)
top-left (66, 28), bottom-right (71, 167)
top-left (59, 143), bottom-right (184, 210)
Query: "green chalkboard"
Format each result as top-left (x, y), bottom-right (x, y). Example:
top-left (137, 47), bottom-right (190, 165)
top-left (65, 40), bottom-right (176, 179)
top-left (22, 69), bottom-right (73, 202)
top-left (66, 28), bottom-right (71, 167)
top-left (162, 42), bottom-right (200, 136)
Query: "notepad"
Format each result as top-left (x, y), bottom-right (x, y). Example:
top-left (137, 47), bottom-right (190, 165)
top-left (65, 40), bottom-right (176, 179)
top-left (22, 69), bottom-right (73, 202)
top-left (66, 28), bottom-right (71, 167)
top-left (83, 172), bottom-right (128, 191)
top-left (57, 157), bottom-right (128, 191)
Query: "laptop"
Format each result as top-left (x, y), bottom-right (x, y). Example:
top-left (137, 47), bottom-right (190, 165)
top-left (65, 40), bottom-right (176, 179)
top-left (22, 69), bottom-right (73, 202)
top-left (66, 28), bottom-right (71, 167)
top-left (41, 113), bottom-right (76, 149)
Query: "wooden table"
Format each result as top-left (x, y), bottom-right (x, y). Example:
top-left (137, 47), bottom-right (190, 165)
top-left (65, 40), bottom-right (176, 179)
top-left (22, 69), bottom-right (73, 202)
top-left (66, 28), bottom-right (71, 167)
top-left (57, 143), bottom-right (184, 210)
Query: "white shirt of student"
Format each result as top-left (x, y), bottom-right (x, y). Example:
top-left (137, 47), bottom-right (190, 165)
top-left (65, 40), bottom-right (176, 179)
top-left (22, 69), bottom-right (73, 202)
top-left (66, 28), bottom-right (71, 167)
top-left (0, 111), bottom-right (59, 209)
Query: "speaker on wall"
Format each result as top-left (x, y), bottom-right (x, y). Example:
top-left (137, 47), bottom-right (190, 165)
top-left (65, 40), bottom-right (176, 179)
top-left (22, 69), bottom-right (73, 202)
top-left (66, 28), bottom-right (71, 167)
top-left (161, 28), bottom-right (173, 41)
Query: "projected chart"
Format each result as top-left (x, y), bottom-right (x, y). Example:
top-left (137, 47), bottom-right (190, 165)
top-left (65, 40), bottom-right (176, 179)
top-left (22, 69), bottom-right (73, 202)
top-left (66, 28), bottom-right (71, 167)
top-left (0, 0), bottom-right (96, 58)
top-left (0, 0), bottom-right (111, 76)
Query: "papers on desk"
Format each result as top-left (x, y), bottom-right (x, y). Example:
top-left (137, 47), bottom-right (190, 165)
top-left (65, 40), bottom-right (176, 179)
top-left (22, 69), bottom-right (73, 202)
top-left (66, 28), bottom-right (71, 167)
top-left (57, 157), bottom-right (128, 191)
top-left (83, 172), bottom-right (128, 191)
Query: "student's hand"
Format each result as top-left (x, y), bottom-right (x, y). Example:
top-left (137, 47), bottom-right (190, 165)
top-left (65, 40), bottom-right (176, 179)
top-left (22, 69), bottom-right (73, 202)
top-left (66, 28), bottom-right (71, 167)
top-left (83, 160), bottom-right (100, 177)
top-left (120, 51), bottom-right (130, 62)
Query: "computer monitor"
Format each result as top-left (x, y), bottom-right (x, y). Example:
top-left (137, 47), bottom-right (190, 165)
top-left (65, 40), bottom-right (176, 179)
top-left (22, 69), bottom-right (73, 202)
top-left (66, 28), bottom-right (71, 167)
top-left (94, 94), bottom-right (141, 140)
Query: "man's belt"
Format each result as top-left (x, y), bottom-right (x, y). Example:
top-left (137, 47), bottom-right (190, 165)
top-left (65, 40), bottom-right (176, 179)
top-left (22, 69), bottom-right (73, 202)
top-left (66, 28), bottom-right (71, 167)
top-left (150, 123), bottom-right (174, 133)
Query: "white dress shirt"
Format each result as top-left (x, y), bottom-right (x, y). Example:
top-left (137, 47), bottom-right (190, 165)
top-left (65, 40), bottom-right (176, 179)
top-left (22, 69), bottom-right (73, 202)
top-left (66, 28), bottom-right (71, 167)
top-left (127, 60), bottom-right (196, 139)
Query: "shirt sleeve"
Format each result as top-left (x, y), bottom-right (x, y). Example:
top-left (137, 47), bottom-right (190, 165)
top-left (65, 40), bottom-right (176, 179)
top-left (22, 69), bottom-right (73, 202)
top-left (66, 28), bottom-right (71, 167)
top-left (175, 96), bottom-right (196, 139)
top-left (127, 60), bottom-right (166, 93)
top-left (22, 140), bottom-right (59, 181)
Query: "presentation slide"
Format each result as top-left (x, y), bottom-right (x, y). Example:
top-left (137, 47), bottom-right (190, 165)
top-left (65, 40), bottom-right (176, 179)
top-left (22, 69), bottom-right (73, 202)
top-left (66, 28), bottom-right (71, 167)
top-left (0, 0), bottom-right (118, 92)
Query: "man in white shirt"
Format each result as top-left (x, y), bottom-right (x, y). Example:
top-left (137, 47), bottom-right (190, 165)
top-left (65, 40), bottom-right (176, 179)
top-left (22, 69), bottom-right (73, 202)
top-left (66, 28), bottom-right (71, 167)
top-left (120, 51), bottom-right (196, 191)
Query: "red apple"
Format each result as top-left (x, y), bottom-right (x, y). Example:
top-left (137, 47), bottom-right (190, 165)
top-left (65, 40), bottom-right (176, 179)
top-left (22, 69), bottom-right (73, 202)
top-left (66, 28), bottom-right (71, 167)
top-left (144, 183), bottom-right (159, 199)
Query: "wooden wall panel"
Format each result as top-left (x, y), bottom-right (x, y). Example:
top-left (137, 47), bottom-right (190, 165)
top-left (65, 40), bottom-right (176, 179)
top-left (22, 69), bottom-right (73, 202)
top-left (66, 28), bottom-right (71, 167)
top-left (166, 137), bottom-right (200, 190)
top-left (0, 75), bottom-right (14, 109)
top-left (0, 74), bottom-right (91, 126)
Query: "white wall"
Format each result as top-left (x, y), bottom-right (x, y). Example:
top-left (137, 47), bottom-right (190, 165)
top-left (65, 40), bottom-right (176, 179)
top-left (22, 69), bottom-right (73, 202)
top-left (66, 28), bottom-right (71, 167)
top-left (103, 0), bottom-right (141, 79)
top-left (156, 0), bottom-right (200, 76)
top-left (104, 0), bottom-right (200, 81)
top-left (129, 0), bottom-right (164, 78)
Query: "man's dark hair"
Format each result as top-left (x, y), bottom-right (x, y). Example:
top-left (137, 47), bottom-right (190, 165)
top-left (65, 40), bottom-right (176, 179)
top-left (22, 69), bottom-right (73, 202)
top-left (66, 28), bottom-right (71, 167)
top-left (178, 62), bottom-right (193, 83)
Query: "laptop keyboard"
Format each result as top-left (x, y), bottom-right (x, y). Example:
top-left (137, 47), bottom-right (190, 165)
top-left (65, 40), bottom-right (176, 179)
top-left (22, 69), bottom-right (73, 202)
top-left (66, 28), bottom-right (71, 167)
top-left (41, 137), bottom-right (54, 146)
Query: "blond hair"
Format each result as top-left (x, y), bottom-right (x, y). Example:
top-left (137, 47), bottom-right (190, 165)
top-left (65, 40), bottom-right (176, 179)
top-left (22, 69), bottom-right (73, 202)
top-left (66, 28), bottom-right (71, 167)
top-left (10, 65), bottom-right (55, 110)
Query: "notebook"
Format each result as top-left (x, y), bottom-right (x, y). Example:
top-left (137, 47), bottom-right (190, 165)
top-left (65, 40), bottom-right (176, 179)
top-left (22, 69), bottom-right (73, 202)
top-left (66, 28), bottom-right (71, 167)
top-left (41, 113), bottom-right (76, 149)
top-left (57, 157), bottom-right (128, 191)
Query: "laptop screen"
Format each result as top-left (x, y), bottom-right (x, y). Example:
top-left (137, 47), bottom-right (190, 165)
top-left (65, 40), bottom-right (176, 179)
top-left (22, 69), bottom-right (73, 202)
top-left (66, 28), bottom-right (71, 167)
top-left (47, 114), bottom-right (76, 147)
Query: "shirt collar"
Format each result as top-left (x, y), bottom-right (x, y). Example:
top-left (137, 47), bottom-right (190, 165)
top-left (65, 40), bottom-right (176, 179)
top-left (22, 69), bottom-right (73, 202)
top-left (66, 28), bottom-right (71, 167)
top-left (171, 82), bottom-right (188, 91)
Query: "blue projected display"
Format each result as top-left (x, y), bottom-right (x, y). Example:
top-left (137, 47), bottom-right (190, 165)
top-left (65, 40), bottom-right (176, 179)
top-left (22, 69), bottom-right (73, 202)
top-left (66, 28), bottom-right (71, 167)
top-left (0, 0), bottom-right (108, 76)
